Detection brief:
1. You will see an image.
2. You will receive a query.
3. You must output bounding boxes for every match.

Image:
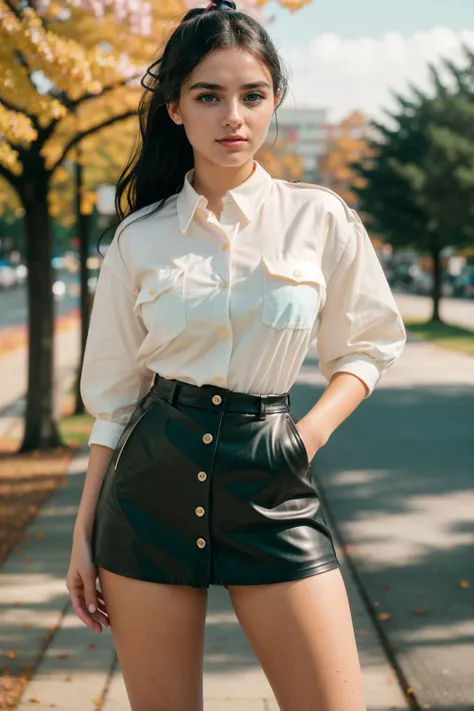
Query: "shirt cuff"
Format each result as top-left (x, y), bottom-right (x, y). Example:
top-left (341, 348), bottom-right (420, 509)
top-left (325, 354), bottom-right (383, 399)
top-left (88, 419), bottom-right (127, 449)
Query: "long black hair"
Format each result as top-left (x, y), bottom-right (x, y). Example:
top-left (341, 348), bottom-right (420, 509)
top-left (98, 0), bottom-right (289, 250)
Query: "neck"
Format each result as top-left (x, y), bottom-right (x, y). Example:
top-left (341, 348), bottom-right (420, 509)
top-left (191, 157), bottom-right (256, 202)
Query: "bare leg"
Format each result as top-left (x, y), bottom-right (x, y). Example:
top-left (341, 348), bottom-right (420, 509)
top-left (227, 567), bottom-right (366, 711)
top-left (98, 568), bottom-right (208, 711)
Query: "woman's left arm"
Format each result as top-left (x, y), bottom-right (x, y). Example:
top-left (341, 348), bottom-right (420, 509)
top-left (296, 371), bottom-right (369, 461)
top-left (297, 207), bottom-right (407, 461)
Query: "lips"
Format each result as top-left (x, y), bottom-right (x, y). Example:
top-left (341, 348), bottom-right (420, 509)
top-left (218, 136), bottom-right (247, 142)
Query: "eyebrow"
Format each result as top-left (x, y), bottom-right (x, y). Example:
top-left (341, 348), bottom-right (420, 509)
top-left (188, 81), bottom-right (271, 91)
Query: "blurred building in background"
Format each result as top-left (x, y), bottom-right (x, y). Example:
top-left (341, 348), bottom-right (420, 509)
top-left (266, 106), bottom-right (328, 182)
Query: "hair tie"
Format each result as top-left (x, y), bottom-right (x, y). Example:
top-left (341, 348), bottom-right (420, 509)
top-left (203, 1), bottom-right (234, 11)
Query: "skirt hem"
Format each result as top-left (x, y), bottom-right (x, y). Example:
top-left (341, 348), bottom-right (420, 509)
top-left (93, 556), bottom-right (340, 590)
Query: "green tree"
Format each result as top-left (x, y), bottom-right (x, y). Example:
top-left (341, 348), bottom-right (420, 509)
top-left (353, 44), bottom-right (474, 322)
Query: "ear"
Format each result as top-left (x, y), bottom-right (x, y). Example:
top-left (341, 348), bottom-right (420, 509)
top-left (273, 88), bottom-right (281, 109)
top-left (166, 101), bottom-right (183, 125)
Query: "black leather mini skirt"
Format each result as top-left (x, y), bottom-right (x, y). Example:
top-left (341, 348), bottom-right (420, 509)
top-left (91, 374), bottom-right (340, 589)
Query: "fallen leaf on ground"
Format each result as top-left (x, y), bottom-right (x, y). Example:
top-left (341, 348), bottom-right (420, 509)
top-left (415, 608), bottom-right (427, 615)
top-left (378, 612), bottom-right (391, 622)
top-left (458, 580), bottom-right (470, 590)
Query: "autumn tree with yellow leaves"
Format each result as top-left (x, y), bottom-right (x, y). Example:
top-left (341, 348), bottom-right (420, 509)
top-left (318, 110), bottom-right (375, 207)
top-left (0, 0), bottom-right (310, 452)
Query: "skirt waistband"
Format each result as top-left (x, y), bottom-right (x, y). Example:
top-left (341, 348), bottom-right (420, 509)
top-left (149, 375), bottom-right (291, 420)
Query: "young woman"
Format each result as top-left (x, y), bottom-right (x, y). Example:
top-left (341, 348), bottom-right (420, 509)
top-left (67, 1), bottom-right (407, 709)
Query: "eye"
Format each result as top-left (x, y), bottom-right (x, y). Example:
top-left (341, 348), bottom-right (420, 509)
top-left (196, 93), bottom-right (218, 104)
top-left (195, 92), bottom-right (266, 105)
top-left (245, 92), bottom-right (265, 103)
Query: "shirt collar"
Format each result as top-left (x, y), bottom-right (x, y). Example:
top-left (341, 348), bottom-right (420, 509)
top-left (177, 159), bottom-right (273, 234)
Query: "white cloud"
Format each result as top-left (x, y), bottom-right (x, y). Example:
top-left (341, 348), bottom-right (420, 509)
top-left (279, 28), bottom-right (474, 122)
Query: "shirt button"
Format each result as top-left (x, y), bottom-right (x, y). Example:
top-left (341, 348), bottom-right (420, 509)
top-left (197, 471), bottom-right (207, 482)
top-left (196, 537), bottom-right (207, 548)
top-left (219, 278), bottom-right (229, 289)
top-left (292, 269), bottom-right (302, 279)
top-left (212, 394), bottom-right (222, 405)
top-left (202, 433), bottom-right (213, 444)
top-left (195, 506), bottom-right (205, 517)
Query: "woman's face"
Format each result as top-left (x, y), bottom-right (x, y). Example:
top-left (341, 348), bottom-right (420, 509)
top-left (167, 46), bottom-right (280, 168)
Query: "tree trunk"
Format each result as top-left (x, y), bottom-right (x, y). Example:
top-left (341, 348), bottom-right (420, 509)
top-left (73, 160), bottom-right (91, 415)
top-left (19, 177), bottom-right (64, 452)
top-left (429, 232), bottom-right (442, 324)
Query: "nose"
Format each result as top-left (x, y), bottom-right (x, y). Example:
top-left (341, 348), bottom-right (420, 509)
top-left (223, 97), bottom-right (243, 127)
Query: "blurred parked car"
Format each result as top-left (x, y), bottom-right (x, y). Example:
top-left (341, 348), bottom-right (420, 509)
top-left (0, 260), bottom-right (17, 289)
top-left (412, 269), bottom-right (432, 295)
top-left (412, 271), bottom-right (458, 297)
top-left (389, 263), bottom-right (415, 289)
top-left (15, 263), bottom-right (28, 285)
top-left (453, 266), bottom-right (474, 298)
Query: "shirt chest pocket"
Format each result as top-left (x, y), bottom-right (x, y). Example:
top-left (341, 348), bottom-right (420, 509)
top-left (133, 266), bottom-right (187, 346)
top-left (261, 257), bottom-right (326, 331)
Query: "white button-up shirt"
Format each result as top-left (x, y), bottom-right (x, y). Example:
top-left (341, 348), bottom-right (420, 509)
top-left (80, 159), bottom-right (407, 449)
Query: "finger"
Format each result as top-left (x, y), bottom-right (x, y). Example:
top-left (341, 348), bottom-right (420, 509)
top-left (78, 591), bottom-right (108, 616)
top-left (71, 598), bottom-right (103, 633)
top-left (91, 608), bottom-right (110, 627)
top-left (85, 582), bottom-right (100, 617)
top-left (70, 585), bottom-right (103, 633)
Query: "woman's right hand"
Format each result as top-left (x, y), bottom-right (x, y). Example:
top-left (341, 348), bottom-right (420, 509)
top-left (66, 533), bottom-right (110, 634)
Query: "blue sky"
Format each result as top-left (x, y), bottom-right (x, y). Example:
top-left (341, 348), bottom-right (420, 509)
top-left (263, 0), bottom-right (474, 121)
top-left (267, 0), bottom-right (472, 45)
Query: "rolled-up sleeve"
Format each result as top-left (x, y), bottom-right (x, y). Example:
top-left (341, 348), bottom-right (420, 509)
top-left (80, 233), bottom-right (154, 449)
top-left (316, 208), bottom-right (407, 398)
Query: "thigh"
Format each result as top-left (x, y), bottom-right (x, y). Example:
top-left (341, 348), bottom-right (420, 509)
top-left (227, 568), bottom-right (366, 711)
top-left (98, 567), bottom-right (208, 711)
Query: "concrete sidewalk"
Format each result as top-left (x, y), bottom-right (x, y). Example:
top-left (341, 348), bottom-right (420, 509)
top-left (0, 445), bottom-right (409, 711)
top-left (290, 333), bottom-right (474, 710)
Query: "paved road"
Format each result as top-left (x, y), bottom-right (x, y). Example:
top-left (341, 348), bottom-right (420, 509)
top-left (289, 330), bottom-right (474, 710)
top-left (0, 271), bottom-right (90, 330)
top-left (395, 291), bottom-right (474, 332)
